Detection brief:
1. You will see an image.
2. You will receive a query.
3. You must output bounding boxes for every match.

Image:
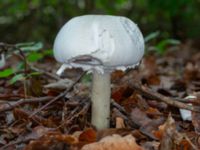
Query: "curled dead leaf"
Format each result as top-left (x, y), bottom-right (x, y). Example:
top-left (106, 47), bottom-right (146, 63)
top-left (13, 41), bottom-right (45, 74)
top-left (81, 134), bottom-right (143, 150)
top-left (116, 117), bottom-right (125, 128)
top-left (24, 132), bottom-right (78, 150)
top-left (155, 114), bottom-right (197, 150)
top-left (79, 128), bottom-right (97, 143)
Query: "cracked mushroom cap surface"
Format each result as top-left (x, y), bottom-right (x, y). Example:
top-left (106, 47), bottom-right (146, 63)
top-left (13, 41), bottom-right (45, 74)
top-left (53, 15), bottom-right (145, 73)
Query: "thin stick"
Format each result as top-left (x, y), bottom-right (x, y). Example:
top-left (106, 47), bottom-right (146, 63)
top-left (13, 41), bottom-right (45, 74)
top-left (57, 101), bottom-right (90, 130)
top-left (129, 83), bottom-right (200, 113)
top-left (0, 96), bottom-right (53, 113)
top-left (29, 64), bottom-right (61, 80)
top-left (29, 72), bottom-right (86, 118)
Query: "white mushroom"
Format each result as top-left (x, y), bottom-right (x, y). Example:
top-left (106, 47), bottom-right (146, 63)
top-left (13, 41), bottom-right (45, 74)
top-left (53, 15), bottom-right (144, 130)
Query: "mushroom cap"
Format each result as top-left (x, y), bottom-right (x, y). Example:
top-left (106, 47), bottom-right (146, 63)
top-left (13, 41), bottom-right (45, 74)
top-left (53, 15), bottom-right (144, 73)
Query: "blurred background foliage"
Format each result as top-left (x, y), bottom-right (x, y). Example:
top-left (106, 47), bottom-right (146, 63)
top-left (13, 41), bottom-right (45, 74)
top-left (0, 0), bottom-right (200, 46)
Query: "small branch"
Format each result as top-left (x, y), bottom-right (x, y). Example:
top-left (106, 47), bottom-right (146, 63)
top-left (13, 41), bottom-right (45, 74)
top-left (61, 100), bottom-right (90, 128)
top-left (0, 94), bottom-right (25, 100)
top-left (1, 139), bottom-right (30, 150)
top-left (29, 64), bottom-right (61, 80)
top-left (111, 99), bottom-right (128, 116)
top-left (0, 96), bottom-right (53, 113)
top-left (129, 83), bottom-right (200, 113)
top-left (174, 97), bottom-right (200, 105)
top-left (29, 72), bottom-right (86, 118)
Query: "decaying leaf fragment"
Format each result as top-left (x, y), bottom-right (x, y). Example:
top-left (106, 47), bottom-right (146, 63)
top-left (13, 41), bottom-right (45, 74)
top-left (157, 114), bottom-right (197, 150)
top-left (24, 132), bottom-right (78, 150)
top-left (81, 134), bottom-right (143, 150)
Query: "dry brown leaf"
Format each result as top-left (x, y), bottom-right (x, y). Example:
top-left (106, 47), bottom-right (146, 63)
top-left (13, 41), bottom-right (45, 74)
top-left (24, 126), bottom-right (55, 141)
top-left (156, 114), bottom-right (197, 150)
top-left (97, 128), bottom-right (132, 140)
top-left (116, 117), bottom-right (125, 128)
top-left (158, 114), bottom-right (177, 150)
top-left (27, 76), bottom-right (43, 97)
top-left (122, 92), bottom-right (142, 112)
top-left (184, 62), bottom-right (199, 81)
top-left (140, 55), bottom-right (157, 77)
top-left (79, 128), bottom-right (97, 143)
top-left (142, 141), bottom-right (160, 150)
top-left (146, 74), bottom-right (160, 85)
top-left (24, 132), bottom-right (78, 150)
top-left (145, 107), bottom-right (162, 119)
top-left (73, 128), bottom-right (97, 149)
top-left (192, 109), bottom-right (200, 134)
top-left (186, 131), bottom-right (200, 149)
top-left (153, 121), bottom-right (166, 140)
top-left (111, 70), bottom-right (125, 81)
top-left (140, 55), bottom-right (161, 86)
top-left (131, 107), bottom-right (151, 126)
top-left (81, 134), bottom-right (143, 150)
top-left (111, 86), bottom-right (129, 103)
top-left (13, 108), bottom-right (58, 127)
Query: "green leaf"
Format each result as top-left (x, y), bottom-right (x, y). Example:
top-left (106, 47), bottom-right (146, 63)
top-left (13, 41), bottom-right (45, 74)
top-left (16, 42), bottom-right (35, 47)
top-left (115, 0), bottom-right (127, 4)
top-left (156, 39), bottom-right (180, 54)
top-left (0, 68), bottom-right (14, 78)
top-left (144, 31), bottom-right (160, 43)
top-left (42, 49), bottom-right (53, 56)
top-left (81, 73), bottom-right (92, 83)
top-left (27, 52), bottom-right (43, 62)
top-left (16, 42), bottom-right (43, 52)
top-left (16, 62), bottom-right (25, 71)
top-left (9, 74), bottom-right (25, 84)
top-left (29, 71), bottom-right (42, 76)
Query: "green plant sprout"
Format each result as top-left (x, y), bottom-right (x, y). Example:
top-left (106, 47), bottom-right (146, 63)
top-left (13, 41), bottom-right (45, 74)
top-left (145, 31), bottom-right (180, 55)
top-left (0, 42), bottom-right (53, 84)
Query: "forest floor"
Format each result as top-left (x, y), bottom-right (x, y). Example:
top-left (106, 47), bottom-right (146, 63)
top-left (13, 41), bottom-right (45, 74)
top-left (0, 41), bottom-right (200, 150)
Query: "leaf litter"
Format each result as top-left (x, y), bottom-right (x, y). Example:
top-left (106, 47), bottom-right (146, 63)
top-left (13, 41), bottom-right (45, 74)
top-left (0, 42), bottom-right (200, 150)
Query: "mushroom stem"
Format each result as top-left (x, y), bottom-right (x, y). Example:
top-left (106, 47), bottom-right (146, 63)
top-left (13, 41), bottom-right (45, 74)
top-left (91, 70), bottom-right (111, 130)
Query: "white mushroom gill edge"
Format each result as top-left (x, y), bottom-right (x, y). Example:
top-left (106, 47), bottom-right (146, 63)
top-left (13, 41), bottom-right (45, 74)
top-left (56, 61), bottom-right (140, 75)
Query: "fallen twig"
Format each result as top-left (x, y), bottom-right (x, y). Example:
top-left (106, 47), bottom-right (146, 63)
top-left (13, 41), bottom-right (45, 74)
top-left (0, 139), bottom-right (30, 150)
top-left (29, 64), bottom-right (61, 80)
top-left (29, 72), bottom-right (86, 118)
top-left (56, 99), bottom-right (90, 130)
top-left (111, 99), bottom-right (128, 115)
top-left (0, 96), bottom-right (53, 113)
top-left (0, 94), bottom-right (25, 100)
top-left (174, 97), bottom-right (200, 105)
top-left (129, 83), bottom-right (200, 113)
